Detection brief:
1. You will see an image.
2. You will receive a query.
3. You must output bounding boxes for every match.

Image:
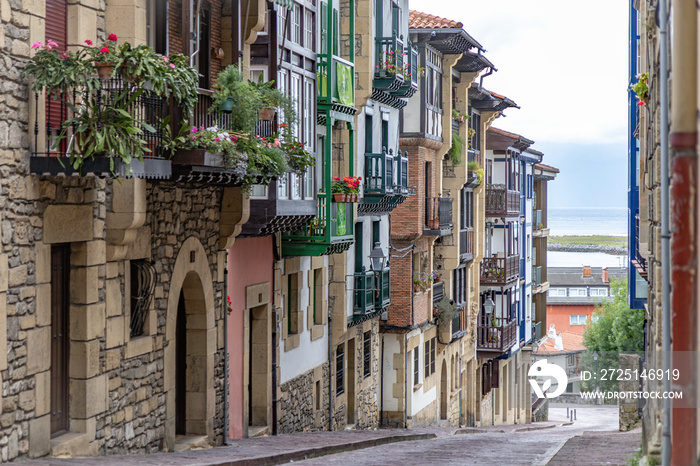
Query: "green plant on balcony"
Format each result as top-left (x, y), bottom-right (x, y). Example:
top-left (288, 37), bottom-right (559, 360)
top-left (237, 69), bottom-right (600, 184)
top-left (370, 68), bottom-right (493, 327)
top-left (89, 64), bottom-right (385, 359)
top-left (413, 272), bottom-right (433, 292)
top-left (377, 50), bottom-right (399, 76)
top-left (452, 109), bottom-right (469, 123)
top-left (402, 64), bottom-right (425, 82)
top-left (23, 35), bottom-right (199, 172)
top-left (467, 161), bottom-right (484, 185)
top-left (435, 297), bottom-right (459, 325)
top-left (448, 132), bottom-right (464, 165)
top-left (631, 72), bottom-right (649, 106)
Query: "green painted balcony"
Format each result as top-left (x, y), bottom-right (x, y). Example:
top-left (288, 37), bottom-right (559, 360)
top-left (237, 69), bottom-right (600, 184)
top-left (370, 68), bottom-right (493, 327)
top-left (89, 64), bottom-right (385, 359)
top-left (391, 43), bottom-right (419, 98)
top-left (374, 36), bottom-right (406, 92)
top-left (317, 54), bottom-right (355, 112)
top-left (352, 267), bottom-right (391, 318)
top-left (281, 193), bottom-right (354, 256)
top-left (360, 148), bottom-right (409, 214)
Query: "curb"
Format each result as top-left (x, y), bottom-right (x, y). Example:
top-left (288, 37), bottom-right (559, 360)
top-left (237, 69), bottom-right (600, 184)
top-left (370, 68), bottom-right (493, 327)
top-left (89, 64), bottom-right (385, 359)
top-left (209, 433), bottom-right (438, 466)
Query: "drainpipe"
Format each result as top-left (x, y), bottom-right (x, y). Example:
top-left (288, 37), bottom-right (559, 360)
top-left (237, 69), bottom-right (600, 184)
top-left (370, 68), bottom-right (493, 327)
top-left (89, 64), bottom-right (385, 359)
top-left (272, 235), bottom-right (280, 436)
top-left (668, 0), bottom-right (698, 464)
top-left (328, 304), bottom-right (333, 431)
top-left (223, 258), bottom-right (229, 443)
top-left (404, 333), bottom-right (408, 428)
top-left (380, 333), bottom-right (384, 426)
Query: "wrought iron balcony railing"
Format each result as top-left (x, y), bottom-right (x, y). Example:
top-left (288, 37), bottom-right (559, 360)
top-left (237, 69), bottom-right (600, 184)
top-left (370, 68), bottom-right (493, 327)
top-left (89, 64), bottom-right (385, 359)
top-left (480, 255), bottom-right (519, 285)
top-left (477, 317), bottom-right (517, 354)
top-left (425, 197), bottom-right (453, 232)
top-left (460, 228), bottom-right (474, 261)
top-left (485, 185), bottom-right (520, 217)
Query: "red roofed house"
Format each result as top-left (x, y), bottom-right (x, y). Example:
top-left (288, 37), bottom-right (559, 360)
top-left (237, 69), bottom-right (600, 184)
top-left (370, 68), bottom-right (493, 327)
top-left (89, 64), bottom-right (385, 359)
top-left (533, 326), bottom-right (586, 394)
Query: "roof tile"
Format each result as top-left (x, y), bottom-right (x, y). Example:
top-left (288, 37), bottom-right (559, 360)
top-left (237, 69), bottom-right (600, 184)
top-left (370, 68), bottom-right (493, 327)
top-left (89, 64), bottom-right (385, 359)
top-left (409, 10), bottom-right (463, 30)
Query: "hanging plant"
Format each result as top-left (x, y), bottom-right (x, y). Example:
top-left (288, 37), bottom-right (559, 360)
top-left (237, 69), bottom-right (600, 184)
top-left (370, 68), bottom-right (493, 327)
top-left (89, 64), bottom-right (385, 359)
top-left (631, 72), bottom-right (649, 106)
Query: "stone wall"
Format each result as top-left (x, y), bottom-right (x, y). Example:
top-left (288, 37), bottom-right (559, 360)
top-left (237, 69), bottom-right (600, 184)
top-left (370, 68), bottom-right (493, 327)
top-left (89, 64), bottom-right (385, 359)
top-left (277, 363), bottom-right (329, 434)
top-left (618, 353), bottom-right (641, 431)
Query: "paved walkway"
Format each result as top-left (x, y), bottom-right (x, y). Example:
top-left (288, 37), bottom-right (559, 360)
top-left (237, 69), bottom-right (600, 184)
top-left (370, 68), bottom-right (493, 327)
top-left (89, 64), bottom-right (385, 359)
top-left (16, 407), bottom-right (639, 465)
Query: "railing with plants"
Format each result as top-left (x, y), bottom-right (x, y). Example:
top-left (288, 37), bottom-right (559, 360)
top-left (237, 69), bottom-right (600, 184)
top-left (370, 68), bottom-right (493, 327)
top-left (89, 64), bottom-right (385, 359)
top-left (374, 36), bottom-right (405, 90)
top-left (485, 184), bottom-right (520, 216)
top-left (477, 317), bottom-right (516, 353)
top-left (392, 42), bottom-right (419, 97)
top-left (425, 197), bottom-right (453, 230)
top-left (460, 228), bottom-right (474, 258)
top-left (480, 255), bottom-right (519, 284)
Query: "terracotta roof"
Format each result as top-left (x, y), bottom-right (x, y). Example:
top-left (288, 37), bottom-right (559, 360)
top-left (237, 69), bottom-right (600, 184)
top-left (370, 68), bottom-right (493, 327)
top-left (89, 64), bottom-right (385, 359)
top-left (409, 10), bottom-right (463, 29)
top-left (488, 127), bottom-right (533, 143)
top-left (535, 163), bottom-right (560, 173)
top-left (535, 331), bottom-right (586, 355)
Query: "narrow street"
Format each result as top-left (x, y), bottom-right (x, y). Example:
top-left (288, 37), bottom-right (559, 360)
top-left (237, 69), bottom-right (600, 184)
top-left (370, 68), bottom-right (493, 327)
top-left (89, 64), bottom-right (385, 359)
top-left (298, 406), bottom-right (639, 466)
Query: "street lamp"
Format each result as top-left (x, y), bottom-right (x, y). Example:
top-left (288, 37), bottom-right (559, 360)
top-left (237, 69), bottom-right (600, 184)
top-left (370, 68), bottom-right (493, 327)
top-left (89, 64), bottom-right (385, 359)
top-left (483, 295), bottom-right (495, 315)
top-left (369, 242), bottom-right (387, 305)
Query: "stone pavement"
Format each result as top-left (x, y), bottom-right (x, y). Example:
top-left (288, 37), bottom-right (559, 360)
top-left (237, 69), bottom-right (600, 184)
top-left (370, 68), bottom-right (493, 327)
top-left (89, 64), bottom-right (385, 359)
top-left (15, 407), bottom-right (637, 465)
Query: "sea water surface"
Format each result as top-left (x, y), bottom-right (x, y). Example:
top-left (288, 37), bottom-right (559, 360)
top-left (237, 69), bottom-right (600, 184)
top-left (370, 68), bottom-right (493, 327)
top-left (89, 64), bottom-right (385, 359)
top-left (546, 207), bottom-right (628, 268)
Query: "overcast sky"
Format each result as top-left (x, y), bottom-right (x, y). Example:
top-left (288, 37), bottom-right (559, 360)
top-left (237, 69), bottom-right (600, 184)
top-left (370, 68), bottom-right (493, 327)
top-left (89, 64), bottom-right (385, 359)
top-left (409, 0), bottom-right (630, 208)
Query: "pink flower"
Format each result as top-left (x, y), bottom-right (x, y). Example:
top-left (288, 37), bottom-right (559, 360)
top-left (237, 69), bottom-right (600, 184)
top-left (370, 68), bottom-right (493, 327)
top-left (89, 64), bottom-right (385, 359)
top-left (85, 39), bottom-right (93, 45)
top-left (31, 41), bottom-right (44, 49)
top-left (169, 63), bottom-right (175, 69)
top-left (99, 46), bottom-right (110, 53)
top-left (214, 138), bottom-right (220, 141)
top-left (162, 56), bottom-right (169, 62)
top-left (108, 33), bottom-right (118, 42)
top-left (273, 138), bottom-right (280, 147)
top-left (191, 127), bottom-right (198, 132)
top-left (47, 39), bottom-right (58, 48)
top-left (62, 52), bottom-right (70, 58)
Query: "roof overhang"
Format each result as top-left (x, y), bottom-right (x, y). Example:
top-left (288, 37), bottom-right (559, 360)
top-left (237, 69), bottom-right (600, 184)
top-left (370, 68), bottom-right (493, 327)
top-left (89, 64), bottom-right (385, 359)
top-left (410, 28), bottom-right (484, 54)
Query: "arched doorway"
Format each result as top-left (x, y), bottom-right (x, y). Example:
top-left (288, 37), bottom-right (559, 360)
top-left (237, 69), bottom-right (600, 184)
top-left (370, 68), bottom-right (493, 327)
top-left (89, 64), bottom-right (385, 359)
top-left (440, 360), bottom-right (448, 420)
top-left (164, 237), bottom-right (217, 450)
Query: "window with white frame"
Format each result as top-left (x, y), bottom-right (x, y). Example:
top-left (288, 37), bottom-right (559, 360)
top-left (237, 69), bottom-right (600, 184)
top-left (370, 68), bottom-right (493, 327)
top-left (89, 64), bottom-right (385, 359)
top-left (548, 288), bottom-right (566, 297)
top-left (250, 185), bottom-right (268, 199)
top-left (568, 288), bottom-right (587, 297)
top-left (304, 9), bottom-right (314, 49)
top-left (590, 288), bottom-right (608, 297)
top-left (291, 73), bottom-right (302, 139)
top-left (290, 3), bottom-right (302, 44)
top-left (569, 315), bottom-right (588, 325)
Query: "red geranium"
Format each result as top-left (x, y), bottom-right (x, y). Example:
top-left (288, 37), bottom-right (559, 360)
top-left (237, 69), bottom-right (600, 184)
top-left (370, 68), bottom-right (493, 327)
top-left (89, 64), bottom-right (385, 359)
top-left (108, 33), bottom-right (118, 42)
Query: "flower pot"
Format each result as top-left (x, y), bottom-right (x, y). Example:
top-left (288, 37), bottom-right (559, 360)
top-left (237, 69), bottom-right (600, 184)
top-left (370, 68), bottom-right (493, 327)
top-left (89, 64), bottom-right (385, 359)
top-left (258, 107), bottom-right (276, 121)
top-left (429, 219), bottom-right (439, 230)
top-left (172, 148), bottom-right (224, 167)
top-left (219, 97), bottom-right (234, 114)
top-left (95, 63), bottom-right (114, 79)
top-left (333, 193), bottom-right (347, 202)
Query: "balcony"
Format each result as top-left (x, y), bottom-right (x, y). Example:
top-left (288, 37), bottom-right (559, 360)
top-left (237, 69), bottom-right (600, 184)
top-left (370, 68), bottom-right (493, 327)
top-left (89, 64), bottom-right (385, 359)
top-left (281, 193), bottom-right (354, 256)
top-left (30, 77), bottom-right (171, 179)
top-left (477, 317), bottom-right (517, 356)
top-left (376, 268), bottom-right (391, 310)
top-left (485, 185), bottom-right (520, 217)
top-left (317, 54), bottom-right (355, 112)
top-left (480, 255), bottom-right (519, 286)
top-left (460, 228), bottom-right (474, 262)
top-left (432, 281), bottom-right (445, 303)
top-left (352, 268), bottom-right (390, 321)
top-left (391, 42), bottom-right (419, 98)
top-left (373, 36), bottom-right (405, 92)
top-left (360, 148), bottom-right (409, 214)
top-left (532, 209), bottom-right (550, 237)
top-left (424, 197), bottom-right (453, 235)
top-left (532, 265), bottom-right (549, 294)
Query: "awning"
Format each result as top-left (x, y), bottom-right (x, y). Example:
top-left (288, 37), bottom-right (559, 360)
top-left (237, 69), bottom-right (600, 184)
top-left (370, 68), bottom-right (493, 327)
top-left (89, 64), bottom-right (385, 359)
top-left (272, 0), bottom-right (294, 9)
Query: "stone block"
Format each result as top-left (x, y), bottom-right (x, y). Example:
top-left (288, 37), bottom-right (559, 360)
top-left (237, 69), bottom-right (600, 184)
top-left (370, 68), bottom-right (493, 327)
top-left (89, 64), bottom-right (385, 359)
top-left (66, 3), bottom-right (97, 46)
top-left (0, 255), bottom-right (7, 291)
top-left (0, 293), bottom-right (6, 370)
top-left (29, 415), bottom-right (50, 458)
top-left (26, 326), bottom-right (50, 375)
top-left (69, 302), bottom-right (105, 341)
top-left (19, 389), bottom-right (35, 411)
top-left (43, 205), bottom-right (93, 244)
top-left (105, 316), bottom-right (125, 349)
top-left (106, 262), bottom-right (119, 279)
top-left (70, 340), bottom-right (100, 379)
top-left (72, 241), bottom-right (106, 267)
top-left (9, 265), bottom-right (27, 288)
top-left (69, 374), bottom-right (107, 419)
top-left (35, 371), bottom-right (50, 416)
top-left (70, 266), bottom-right (99, 305)
top-left (35, 284), bottom-right (50, 327)
top-left (34, 244), bottom-right (51, 285)
top-left (105, 278), bottom-right (123, 317)
top-left (104, 348), bottom-right (121, 371)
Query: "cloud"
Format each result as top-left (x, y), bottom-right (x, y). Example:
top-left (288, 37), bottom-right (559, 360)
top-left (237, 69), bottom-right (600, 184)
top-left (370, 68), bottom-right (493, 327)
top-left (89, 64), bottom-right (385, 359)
top-left (409, 0), bottom-right (629, 145)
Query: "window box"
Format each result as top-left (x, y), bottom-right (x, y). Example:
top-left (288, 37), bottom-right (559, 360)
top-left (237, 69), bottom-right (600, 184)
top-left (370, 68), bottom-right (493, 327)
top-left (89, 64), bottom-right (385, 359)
top-left (172, 148), bottom-right (224, 167)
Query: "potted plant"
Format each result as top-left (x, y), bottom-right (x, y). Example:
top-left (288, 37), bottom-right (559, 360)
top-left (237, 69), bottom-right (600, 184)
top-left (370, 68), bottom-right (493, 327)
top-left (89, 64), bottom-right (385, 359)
top-left (332, 176), bottom-right (362, 202)
top-left (249, 74), bottom-right (289, 121)
top-left (435, 297), bottom-right (459, 342)
top-left (210, 66), bottom-right (261, 129)
top-left (631, 72), bottom-right (649, 106)
top-left (467, 161), bottom-right (483, 186)
top-left (432, 270), bottom-right (441, 283)
top-left (451, 109), bottom-right (469, 123)
top-left (448, 132), bottom-right (464, 165)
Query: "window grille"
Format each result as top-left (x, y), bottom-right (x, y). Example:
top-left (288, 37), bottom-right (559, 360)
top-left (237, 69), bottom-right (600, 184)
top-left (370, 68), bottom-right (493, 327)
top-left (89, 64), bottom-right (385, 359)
top-left (130, 259), bottom-right (156, 337)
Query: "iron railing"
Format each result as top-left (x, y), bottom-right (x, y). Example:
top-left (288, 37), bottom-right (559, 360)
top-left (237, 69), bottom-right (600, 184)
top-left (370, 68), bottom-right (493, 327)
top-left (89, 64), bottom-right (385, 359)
top-left (480, 255), bottom-right (519, 285)
top-left (130, 259), bottom-right (156, 337)
top-left (477, 317), bottom-right (517, 353)
top-left (485, 185), bottom-right (520, 216)
top-left (460, 228), bottom-right (474, 259)
top-left (190, 88), bottom-right (231, 130)
top-left (425, 197), bottom-right (453, 230)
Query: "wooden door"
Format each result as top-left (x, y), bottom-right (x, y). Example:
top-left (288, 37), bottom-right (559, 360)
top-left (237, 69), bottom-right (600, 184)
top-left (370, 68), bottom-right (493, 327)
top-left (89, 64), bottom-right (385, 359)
top-left (50, 244), bottom-right (70, 436)
top-left (175, 291), bottom-right (187, 435)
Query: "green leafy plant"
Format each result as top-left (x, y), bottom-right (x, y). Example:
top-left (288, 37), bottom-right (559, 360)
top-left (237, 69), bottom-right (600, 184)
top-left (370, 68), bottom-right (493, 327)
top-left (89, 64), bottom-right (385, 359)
top-left (332, 176), bottom-right (362, 194)
top-left (452, 109), bottom-right (469, 123)
top-left (467, 161), bottom-right (484, 185)
top-left (435, 297), bottom-right (459, 325)
top-left (631, 72), bottom-right (649, 105)
top-left (448, 132), bottom-right (464, 165)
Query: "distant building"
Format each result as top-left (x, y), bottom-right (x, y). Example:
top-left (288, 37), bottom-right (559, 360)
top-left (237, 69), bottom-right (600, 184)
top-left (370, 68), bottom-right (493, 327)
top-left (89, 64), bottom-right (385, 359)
top-left (546, 266), bottom-right (626, 335)
top-left (533, 327), bottom-right (586, 394)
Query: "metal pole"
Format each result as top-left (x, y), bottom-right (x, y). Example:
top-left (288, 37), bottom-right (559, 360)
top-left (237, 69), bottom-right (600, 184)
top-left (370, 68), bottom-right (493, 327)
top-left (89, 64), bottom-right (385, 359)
top-left (658, 0), bottom-right (671, 463)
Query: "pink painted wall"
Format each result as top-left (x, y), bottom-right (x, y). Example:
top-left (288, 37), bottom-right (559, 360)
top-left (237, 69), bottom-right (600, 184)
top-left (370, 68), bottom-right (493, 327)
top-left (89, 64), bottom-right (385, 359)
top-left (227, 235), bottom-right (273, 439)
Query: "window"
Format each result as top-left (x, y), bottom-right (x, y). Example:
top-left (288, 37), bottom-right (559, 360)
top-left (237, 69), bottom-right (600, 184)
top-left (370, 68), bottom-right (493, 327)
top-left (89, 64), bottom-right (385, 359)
top-left (526, 174), bottom-right (533, 199)
top-left (363, 331), bottom-right (371, 378)
top-left (454, 266), bottom-right (467, 305)
top-left (570, 315), bottom-right (588, 326)
top-left (590, 288), bottom-right (608, 297)
top-left (567, 354), bottom-right (576, 366)
top-left (424, 337), bottom-right (436, 377)
top-left (548, 288), bottom-right (566, 297)
top-left (469, 109), bottom-right (481, 153)
top-left (425, 46), bottom-right (442, 138)
top-left (569, 288), bottom-right (587, 297)
top-left (304, 79), bottom-right (315, 149)
top-left (336, 344), bottom-right (344, 396)
top-left (315, 380), bottom-right (321, 411)
top-left (287, 273), bottom-right (299, 334)
top-left (313, 268), bottom-right (323, 325)
top-left (130, 260), bottom-right (156, 337)
top-left (290, 3), bottom-right (301, 44)
top-left (413, 348), bottom-right (420, 385)
top-left (250, 184), bottom-right (268, 199)
top-left (304, 9), bottom-right (314, 49)
top-left (461, 188), bottom-right (474, 230)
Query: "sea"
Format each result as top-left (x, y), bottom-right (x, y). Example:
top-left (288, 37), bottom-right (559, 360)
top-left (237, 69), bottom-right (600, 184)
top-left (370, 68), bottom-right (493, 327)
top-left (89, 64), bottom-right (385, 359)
top-left (546, 207), bottom-right (628, 268)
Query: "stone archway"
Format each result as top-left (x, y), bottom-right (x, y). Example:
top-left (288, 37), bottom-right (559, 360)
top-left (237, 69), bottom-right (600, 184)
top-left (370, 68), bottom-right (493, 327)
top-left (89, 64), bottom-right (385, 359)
top-left (164, 237), bottom-right (216, 451)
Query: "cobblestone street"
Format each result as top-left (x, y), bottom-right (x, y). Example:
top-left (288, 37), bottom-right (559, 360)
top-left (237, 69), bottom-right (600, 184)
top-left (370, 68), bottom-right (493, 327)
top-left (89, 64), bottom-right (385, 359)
top-left (18, 405), bottom-right (641, 465)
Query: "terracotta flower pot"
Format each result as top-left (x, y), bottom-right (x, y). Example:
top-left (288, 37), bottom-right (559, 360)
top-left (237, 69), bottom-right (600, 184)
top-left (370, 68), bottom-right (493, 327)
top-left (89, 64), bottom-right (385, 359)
top-left (258, 107), bottom-right (276, 121)
top-left (333, 193), bottom-right (347, 203)
top-left (95, 63), bottom-right (114, 79)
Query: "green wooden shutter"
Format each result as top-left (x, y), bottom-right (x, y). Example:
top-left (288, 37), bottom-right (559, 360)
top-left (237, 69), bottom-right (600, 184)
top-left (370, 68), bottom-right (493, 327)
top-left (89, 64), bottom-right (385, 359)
top-left (320, 2), bottom-right (328, 53)
top-left (333, 8), bottom-right (338, 55)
